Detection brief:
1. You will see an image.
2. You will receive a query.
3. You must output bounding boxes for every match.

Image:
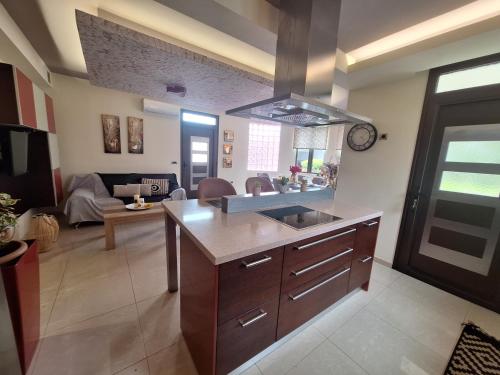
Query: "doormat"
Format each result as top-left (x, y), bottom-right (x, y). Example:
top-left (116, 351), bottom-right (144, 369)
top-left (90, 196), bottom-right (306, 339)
top-left (444, 322), bottom-right (499, 374)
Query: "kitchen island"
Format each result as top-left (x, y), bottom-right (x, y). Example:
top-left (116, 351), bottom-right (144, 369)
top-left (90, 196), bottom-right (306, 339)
top-left (163, 198), bottom-right (382, 375)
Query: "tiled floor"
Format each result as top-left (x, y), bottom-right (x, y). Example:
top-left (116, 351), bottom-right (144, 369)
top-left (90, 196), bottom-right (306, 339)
top-left (30, 218), bottom-right (500, 375)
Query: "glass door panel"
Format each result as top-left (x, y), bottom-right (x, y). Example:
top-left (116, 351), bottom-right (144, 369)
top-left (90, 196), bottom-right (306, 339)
top-left (418, 124), bottom-right (500, 276)
top-left (190, 136), bottom-right (210, 191)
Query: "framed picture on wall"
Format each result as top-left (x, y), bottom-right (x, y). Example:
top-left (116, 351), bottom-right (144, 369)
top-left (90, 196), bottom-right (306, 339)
top-left (223, 143), bottom-right (233, 155)
top-left (223, 156), bottom-right (232, 168)
top-left (101, 114), bottom-right (121, 154)
top-left (127, 116), bottom-right (144, 154)
top-left (224, 130), bottom-right (234, 142)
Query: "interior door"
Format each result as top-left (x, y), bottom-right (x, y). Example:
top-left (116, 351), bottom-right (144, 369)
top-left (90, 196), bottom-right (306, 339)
top-left (180, 110), bottom-right (218, 199)
top-left (395, 59), bottom-right (500, 312)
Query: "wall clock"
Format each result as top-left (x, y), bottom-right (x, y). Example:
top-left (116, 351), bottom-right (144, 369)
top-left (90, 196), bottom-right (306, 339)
top-left (347, 123), bottom-right (377, 151)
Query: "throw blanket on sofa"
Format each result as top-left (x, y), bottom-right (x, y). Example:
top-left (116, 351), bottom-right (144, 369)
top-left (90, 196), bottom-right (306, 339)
top-left (64, 173), bottom-right (186, 225)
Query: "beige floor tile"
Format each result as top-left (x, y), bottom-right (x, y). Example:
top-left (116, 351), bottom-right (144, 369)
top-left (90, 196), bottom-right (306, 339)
top-left (287, 340), bottom-right (367, 375)
top-left (229, 364), bottom-right (262, 375)
top-left (34, 304), bottom-right (146, 375)
top-left (370, 262), bottom-right (402, 286)
top-left (312, 296), bottom-right (364, 338)
top-left (331, 309), bottom-right (447, 375)
top-left (39, 260), bottom-right (66, 294)
top-left (366, 288), bottom-right (463, 358)
top-left (256, 325), bottom-right (325, 375)
top-left (47, 270), bottom-right (135, 333)
top-left (147, 339), bottom-right (197, 375)
top-left (346, 279), bottom-right (386, 307)
top-left (136, 292), bottom-right (181, 355)
top-left (466, 303), bottom-right (500, 338)
top-left (389, 274), bottom-right (470, 322)
top-left (114, 359), bottom-right (150, 375)
top-left (61, 247), bottom-right (129, 288)
top-left (128, 257), bottom-right (169, 303)
top-left (40, 290), bottom-right (57, 336)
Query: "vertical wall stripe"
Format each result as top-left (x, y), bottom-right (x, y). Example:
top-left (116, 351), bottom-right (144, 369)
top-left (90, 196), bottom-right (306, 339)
top-left (33, 85), bottom-right (48, 131)
top-left (45, 94), bottom-right (56, 133)
top-left (15, 68), bottom-right (37, 128)
top-left (52, 168), bottom-right (63, 204)
top-left (48, 133), bottom-right (60, 169)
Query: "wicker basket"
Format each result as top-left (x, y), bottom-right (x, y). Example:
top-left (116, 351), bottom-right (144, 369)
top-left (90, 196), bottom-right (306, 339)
top-left (29, 214), bottom-right (59, 252)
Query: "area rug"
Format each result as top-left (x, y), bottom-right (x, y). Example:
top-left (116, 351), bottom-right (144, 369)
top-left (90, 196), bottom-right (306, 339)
top-left (444, 322), bottom-right (500, 374)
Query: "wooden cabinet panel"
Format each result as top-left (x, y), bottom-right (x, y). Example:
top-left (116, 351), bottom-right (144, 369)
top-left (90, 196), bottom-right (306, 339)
top-left (282, 246), bottom-right (352, 293)
top-left (216, 298), bottom-right (278, 375)
top-left (284, 227), bottom-right (356, 269)
top-left (348, 219), bottom-right (380, 292)
top-left (277, 265), bottom-right (350, 339)
top-left (15, 68), bottom-right (37, 129)
top-left (218, 247), bottom-right (283, 325)
top-left (1, 241), bottom-right (40, 374)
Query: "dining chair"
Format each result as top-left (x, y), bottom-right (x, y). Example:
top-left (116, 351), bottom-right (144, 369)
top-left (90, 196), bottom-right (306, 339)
top-left (245, 177), bottom-right (275, 194)
top-left (197, 177), bottom-right (237, 199)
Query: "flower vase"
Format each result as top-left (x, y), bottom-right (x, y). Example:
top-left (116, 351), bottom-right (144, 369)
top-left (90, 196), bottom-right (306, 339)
top-left (290, 174), bottom-right (297, 184)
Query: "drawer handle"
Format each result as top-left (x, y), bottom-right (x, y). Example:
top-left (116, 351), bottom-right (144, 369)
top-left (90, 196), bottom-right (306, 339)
top-left (359, 256), bottom-right (373, 263)
top-left (238, 309), bottom-right (268, 328)
top-left (363, 221), bottom-right (378, 227)
top-left (241, 255), bottom-right (272, 268)
top-left (294, 228), bottom-right (356, 251)
top-left (291, 248), bottom-right (353, 276)
top-left (289, 267), bottom-right (351, 301)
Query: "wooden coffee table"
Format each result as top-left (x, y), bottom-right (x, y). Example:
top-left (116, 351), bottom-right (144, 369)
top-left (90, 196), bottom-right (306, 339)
top-left (103, 203), bottom-right (164, 250)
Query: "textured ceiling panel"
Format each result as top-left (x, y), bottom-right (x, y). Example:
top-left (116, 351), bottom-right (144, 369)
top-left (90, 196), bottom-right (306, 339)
top-left (76, 10), bottom-right (273, 113)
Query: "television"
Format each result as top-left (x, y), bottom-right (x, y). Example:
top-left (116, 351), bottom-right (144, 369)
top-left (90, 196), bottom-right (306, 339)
top-left (0, 128), bottom-right (30, 176)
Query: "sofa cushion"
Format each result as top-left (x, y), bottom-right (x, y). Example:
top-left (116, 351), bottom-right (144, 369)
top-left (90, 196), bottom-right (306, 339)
top-left (141, 178), bottom-right (169, 195)
top-left (97, 173), bottom-right (180, 197)
top-left (113, 184), bottom-right (141, 197)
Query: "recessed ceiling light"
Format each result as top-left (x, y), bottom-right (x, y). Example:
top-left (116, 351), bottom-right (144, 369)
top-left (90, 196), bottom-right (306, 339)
top-left (346, 0), bottom-right (500, 65)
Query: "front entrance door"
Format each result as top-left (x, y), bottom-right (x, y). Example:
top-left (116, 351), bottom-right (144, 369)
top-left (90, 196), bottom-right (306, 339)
top-left (180, 110), bottom-right (219, 199)
top-left (395, 56), bottom-right (500, 312)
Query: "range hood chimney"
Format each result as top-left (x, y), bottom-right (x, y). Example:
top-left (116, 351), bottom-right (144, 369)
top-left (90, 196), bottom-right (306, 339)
top-left (226, 0), bottom-right (371, 127)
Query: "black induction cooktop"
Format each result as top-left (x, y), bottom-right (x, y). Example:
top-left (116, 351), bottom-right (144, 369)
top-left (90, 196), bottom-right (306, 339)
top-left (258, 205), bottom-right (342, 230)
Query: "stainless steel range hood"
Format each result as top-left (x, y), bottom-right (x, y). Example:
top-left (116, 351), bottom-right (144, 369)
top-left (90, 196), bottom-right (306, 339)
top-left (226, 0), bottom-right (371, 127)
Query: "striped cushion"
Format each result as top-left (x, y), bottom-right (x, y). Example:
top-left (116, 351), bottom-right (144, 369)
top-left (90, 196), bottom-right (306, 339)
top-left (141, 178), bottom-right (169, 195)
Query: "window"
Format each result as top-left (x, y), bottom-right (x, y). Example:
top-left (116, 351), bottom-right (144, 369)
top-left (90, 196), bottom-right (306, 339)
top-left (181, 111), bottom-right (217, 125)
top-left (436, 61), bottom-right (500, 93)
top-left (247, 122), bottom-right (281, 171)
top-left (295, 148), bottom-right (327, 173)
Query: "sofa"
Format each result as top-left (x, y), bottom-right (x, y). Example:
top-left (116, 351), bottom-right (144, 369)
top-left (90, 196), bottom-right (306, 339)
top-left (64, 173), bottom-right (186, 225)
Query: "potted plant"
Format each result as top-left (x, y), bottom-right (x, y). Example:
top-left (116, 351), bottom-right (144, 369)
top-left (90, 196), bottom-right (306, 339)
top-left (320, 162), bottom-right (339, 189)
top-left (252, 181), bottom-right (262, 197)
top-left (0, 193), bottom-right (27, 265)
top-left (289, 165), bottom-right (302, 184)
top-left (277, 176), bottom-right (289, 194)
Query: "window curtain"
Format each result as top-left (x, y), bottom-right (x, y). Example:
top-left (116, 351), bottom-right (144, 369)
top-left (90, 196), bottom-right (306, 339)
top-left (293, 127), bottom-right (329, 149)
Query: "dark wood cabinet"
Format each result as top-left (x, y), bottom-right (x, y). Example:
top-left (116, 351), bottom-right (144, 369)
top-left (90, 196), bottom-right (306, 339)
top-left (179, 217), bottom-right (381, 375)
top-left (218, 247), bottom-right (283, 325)
top-left (348, 219), bottom-right (380, 292)
top-left (277, 265), bottom-right (350, 338)
top-left (216, 298), bottom-right (279, 375)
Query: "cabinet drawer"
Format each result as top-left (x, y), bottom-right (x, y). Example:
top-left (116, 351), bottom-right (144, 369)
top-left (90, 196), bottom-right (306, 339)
top-left (216, 299), bottom-right (278, 375)
top-left (349, 254), bottom-right (374, 291)
top-left (282, 246), bottom-right (353, 293)
top-left (284, 227), bottom-right (356, 270)
top-left (218, 247), bottom-right (283, 325)
top-left (348, 218), bottom-right (380, 292)
top-left (277, 266), bottom-right (350, 339)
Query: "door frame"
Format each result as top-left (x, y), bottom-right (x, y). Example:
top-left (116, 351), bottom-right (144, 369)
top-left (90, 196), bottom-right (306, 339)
top-left (393, 53), bottom-right (500, 311)
top-left (180, 109), bottom-right (219, 198)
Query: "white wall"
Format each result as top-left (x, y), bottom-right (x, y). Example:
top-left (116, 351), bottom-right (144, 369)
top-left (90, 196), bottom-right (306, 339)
top-left (336, 72), bottom-right (429, 264)
top-left (52, 73), bottom-right (297, 195)
top-left (52, 74), bottom-right (182, 186)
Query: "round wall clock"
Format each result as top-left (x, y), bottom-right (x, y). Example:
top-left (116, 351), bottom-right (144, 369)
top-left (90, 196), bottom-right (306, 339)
top-left (347, 123), bottom-right (378, 151)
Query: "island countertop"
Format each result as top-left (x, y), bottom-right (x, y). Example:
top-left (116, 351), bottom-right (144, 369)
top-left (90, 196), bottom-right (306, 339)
top-left (162, 199), bottom-right (383, 265)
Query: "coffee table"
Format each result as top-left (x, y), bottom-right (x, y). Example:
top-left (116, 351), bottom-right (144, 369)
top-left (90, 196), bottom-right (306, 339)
top-left (103, 203), bottom-right (164, 250)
